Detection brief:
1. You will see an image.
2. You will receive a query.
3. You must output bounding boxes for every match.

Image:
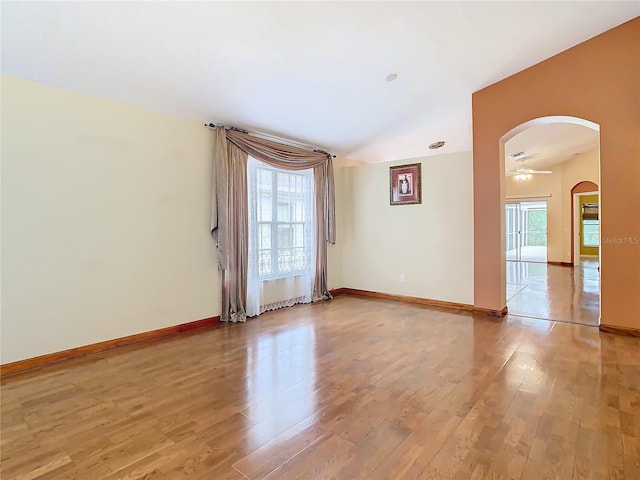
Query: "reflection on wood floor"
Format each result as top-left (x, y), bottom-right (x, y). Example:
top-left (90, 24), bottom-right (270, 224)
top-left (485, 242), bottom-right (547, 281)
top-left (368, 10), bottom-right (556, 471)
top-left (507, 260), bottom-right (600, 326)
top-left (3, 295), bottom-right (638, 479)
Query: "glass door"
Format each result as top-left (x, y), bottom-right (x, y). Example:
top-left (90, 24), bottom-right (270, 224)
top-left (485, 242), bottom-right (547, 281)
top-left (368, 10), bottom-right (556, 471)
top-left (505, 203), bottom-right (520, 261)
top-left (505, 201), bottom-right (547, 262)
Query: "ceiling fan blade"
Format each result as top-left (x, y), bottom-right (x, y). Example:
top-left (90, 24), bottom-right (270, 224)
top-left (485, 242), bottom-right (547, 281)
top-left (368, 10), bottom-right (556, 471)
top-left (506, 169), bottom-right (552, 177)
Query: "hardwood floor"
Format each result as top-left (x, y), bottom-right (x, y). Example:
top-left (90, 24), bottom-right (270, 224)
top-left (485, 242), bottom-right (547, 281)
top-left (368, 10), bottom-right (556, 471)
top-left (507, 261), bottom-right (600, 326)
top-left (2, 296), bottom-right (638, 479)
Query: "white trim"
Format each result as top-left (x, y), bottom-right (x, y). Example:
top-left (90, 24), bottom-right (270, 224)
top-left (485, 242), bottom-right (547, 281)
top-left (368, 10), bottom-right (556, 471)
top-left (501, 116), bottom-right (600, 144)
top-left (505, 194), bottom-right (552, 200)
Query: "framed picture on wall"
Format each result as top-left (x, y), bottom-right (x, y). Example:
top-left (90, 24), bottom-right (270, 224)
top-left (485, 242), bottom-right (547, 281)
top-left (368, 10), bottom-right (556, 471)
top-left (390, 163), bottom-right (422, 205)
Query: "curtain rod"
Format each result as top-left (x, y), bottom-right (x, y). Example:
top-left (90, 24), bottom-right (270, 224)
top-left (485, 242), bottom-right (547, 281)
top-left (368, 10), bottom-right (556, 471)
top-left (204, 122), bottom-right (336, 158)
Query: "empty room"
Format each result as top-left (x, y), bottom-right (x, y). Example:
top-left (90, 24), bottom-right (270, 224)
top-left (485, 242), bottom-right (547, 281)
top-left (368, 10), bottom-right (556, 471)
top-left (1, 2), bottom-right (639, 479)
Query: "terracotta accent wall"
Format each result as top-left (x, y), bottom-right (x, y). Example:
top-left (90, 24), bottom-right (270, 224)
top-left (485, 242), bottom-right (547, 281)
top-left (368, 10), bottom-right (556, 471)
top-left (472, 18), bottom-right (640, 330)
top-left (572, 181), bottom-right (599, 195)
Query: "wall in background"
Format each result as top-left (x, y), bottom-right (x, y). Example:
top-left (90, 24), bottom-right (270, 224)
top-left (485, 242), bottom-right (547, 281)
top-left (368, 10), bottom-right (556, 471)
top-left (1, 75), bottom-right (348, 364)
top-left (1, 75), bottom-right (220, 363)
top-left (340, 152), bottom-right (474, 305)
top-left (327, 159), bottom-right (347, 291)
top-left (505, 146), bottom-right (599, 263)
top-left (560, 148), bottom-right (599, 261)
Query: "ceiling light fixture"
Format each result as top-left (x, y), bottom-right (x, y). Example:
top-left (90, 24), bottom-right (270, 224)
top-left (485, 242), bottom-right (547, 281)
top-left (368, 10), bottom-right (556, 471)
top-left (386, 73), bottom-right (398, 82)
top-left (514, 173), bottom-right (532, 181)
top-left (429, 141), bottom-right (445, 150)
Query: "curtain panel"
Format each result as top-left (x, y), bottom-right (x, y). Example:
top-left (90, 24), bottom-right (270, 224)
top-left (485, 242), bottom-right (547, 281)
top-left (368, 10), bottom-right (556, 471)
top-left (210, 128), bottom-right (249, 322)
top-left (211, 126), bottom-right (336, 322)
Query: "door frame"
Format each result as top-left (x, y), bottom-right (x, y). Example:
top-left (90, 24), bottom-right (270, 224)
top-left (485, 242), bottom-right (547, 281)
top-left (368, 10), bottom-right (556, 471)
top-left (505, 198), bottom-right (549, 263)
top-left (505, 201), bottom-right (521, 262)
top-left (573, 190), bottom-right (599, 267)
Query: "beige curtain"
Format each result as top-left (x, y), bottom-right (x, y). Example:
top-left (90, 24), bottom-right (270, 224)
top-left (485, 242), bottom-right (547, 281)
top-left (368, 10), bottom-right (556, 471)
top-left (211, 127), bottom-right (336, 321)
top-left (211, 127), bottom-right (249, 322)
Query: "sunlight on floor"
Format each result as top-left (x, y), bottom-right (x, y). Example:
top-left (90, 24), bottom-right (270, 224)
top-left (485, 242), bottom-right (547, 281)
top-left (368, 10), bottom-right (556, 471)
top-left (506, 260), bottom-right (599, 326)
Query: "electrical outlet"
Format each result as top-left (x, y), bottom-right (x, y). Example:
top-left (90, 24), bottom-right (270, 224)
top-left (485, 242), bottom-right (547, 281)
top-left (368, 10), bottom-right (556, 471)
top-left (400, 274), bottom-right (406, 283)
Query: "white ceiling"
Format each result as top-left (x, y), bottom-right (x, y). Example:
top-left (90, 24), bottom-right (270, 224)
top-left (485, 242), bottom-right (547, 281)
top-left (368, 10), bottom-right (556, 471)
top-left (505, 122), bottom-right (600, 173)
top-left (1, 1), bottom-right (637, 163)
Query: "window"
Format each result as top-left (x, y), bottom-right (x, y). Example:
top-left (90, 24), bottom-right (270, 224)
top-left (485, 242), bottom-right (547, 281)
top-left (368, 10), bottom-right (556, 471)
top-left (248, 158), bottom-right (314, 279)
top-left (583, 219), bottom-right (599, 247)
top-left (582, 202), bottom-right (599, 248)
top-left (524, 207), bottom-right (547, 247)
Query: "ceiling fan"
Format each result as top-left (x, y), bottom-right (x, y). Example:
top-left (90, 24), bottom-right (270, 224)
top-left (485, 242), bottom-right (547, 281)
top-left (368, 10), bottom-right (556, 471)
top-left (506, 156), bottom-right (552, 180)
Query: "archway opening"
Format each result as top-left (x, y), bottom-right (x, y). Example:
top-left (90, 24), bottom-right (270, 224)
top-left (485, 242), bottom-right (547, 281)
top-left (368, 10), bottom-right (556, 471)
top-left (500, 116), bottom-right (600, 326)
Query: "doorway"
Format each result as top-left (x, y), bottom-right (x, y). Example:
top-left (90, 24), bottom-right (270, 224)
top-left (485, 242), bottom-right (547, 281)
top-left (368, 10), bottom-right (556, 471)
top-left (573, 191), bottom-right (599, 267)
top-left (505, 200), bottom-right (547, 263)
top-left (501, 118), bottom-right (600, 327)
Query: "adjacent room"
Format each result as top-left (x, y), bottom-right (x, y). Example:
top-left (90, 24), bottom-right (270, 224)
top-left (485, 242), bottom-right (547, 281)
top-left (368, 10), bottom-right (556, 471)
top-left (504, 122), bottom-right (601, 326)
top-left (2, 2), bottom-right (639, 479)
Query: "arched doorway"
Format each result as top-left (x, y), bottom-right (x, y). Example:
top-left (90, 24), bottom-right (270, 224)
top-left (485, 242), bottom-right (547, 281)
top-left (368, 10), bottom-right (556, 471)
top-left (500, 117), bottom-right (600, 326)
top-left (571, 181), bottom-right (599, 266)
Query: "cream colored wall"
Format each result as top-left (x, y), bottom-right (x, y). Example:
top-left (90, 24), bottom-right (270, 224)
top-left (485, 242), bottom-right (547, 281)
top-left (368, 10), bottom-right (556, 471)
top-left (326, 158), bottom-right (347, 290)
top-left (1, 75), bottom-right (220, 364)
top-left (504, 147), bottom-right (599, 263)
top-left (560, 148), bottom-right (599, 261)
top-left (341, 152), bottom-right (473, 305)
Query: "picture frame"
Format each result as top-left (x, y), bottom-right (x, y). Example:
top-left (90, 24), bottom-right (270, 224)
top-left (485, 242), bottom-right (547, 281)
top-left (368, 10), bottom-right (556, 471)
top-left (390, 163), bottom-right (422, 205)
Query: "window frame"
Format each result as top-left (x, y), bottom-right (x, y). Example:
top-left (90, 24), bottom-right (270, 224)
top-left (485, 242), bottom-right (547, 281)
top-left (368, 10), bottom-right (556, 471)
top-left (252, 162), bottom-right (313, 280)
top-left (582, 219), bottom-right (600, 247)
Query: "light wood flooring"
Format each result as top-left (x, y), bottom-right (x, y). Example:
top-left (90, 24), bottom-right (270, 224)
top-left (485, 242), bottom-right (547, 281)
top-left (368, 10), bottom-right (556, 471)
top-left (2, 296), bottom-right (639, 479)
top-left (507, 261), bottom-right (600, 326)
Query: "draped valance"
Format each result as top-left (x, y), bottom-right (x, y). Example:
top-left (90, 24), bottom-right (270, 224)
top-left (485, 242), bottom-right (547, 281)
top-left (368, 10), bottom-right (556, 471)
top-left (211, 126), bottom-right (336, 322)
